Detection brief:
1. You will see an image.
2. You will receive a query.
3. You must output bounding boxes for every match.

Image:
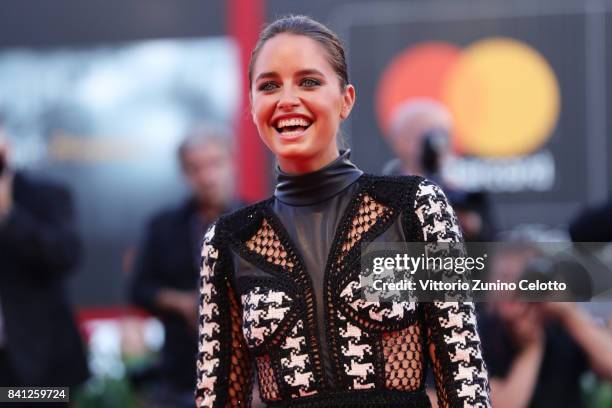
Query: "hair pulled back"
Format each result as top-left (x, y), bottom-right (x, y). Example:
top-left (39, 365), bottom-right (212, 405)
top-left (248, 15), bottom-right (349, 90)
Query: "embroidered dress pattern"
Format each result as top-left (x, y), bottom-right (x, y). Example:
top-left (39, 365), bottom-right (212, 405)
top-left (336, 310), bottom-right (376, 390)
top-left (196, 226), bottom-right (221, 407)
top-left (196, 225), bottom-right (254, 407)
top-left (196, 175), bottom-right (491, 408)
top-left (280, 319), bottom-right (318, 397)
top-left (415, 181), bottom-right (490, 408)
top-left (241, 287), bottom-right (293, 349)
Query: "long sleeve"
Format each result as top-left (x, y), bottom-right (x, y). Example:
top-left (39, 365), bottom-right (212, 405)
top-left (196, 223), bottom-right (254, 408)
top-left (414, 180), bottom-right (491, 408)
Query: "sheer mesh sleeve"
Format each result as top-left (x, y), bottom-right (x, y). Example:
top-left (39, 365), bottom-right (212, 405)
top-left (414, 180), bottom-right (491, 408)
top-left (196, 224), bottom-right (254, 407)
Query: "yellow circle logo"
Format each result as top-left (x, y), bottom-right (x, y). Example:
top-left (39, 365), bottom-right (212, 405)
top-left (377, 38), bottom-right (561, 158)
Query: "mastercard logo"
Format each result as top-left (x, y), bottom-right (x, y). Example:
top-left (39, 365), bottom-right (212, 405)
top-left (376, 38), bottom-right (561, 158)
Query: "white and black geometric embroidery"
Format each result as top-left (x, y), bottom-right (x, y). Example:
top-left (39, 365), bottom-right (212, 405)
top-left (241, 287), bottom-right (293, 348)
top-left (196, 225), bottom-right (221, 407)
top-left (415, 181), bottom-right (462, 242)
top-left (337, 311), bottom-right (376, 390)
top-left (340, 280), bottom-right (416, 323)
top-left (280, 319), bottom-right (318, 398)
top-left (415, 181), bottom-right (491, 408)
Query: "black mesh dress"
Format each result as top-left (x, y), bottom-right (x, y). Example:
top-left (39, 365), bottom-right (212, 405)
top-left (195, 151), bottom-right (491, 407)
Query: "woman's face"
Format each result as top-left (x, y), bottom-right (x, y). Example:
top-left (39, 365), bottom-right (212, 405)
top-left (250, 33), bottom-right (355, 174)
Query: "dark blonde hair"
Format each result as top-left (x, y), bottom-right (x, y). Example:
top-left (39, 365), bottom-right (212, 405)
top-left (248, 15), bottom-right (349, 90)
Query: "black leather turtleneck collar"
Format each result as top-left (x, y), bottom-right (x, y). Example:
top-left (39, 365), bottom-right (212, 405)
top-left (274, 150), bottom-right (363, 206)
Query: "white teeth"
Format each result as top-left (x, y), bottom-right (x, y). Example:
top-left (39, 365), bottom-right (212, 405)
top-left (276, 117), bottom-right (311, 129)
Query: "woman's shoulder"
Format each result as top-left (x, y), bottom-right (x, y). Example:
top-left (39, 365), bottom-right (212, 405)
top-left (358, 172), bottom-right (445, 207)
top-left (206, 197), bottom-right (275, 246)
top-left (360, 173), bottom-right (452, 201)
top-left (360, 172), bottom-right (424, 186)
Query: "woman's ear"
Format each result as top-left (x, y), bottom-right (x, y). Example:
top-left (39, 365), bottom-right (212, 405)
top-left (249, 91), bottom-right (255, 122)
top-left (340, 84), bottom-right (356, 120)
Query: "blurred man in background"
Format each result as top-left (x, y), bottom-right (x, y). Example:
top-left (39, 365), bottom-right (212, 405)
top-left (0, 117), bottom-right (89, 388)
top-left (383, 98), bottom-right (496, 241)
top-left (383, 98), bottom-right (453, 181)
top-left (129, 124), bottom-right (243, 407)
top-left (479, 244), bottom-right (612, 408)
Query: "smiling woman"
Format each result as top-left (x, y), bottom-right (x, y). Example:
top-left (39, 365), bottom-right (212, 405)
top-left (249, 29), bottom-right (355, 174)
top-left (195, 15), bottom-right (492, 408)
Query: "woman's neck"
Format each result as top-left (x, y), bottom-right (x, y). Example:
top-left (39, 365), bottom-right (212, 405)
top-left (277, 147), bottom-right (340, 175)
top-left (274, 149), bottom-right (363, 206)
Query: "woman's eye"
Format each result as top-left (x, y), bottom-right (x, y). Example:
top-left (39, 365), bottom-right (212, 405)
top-left (258, 82), bottom-right (278, 91)
top-left (301, 78), bottom-right (321, 88)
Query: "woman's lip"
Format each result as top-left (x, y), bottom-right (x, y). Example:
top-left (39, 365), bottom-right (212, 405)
top-left (275, 125), bottom-right (311, 142)
top-left (271, 114), bottom-right (313, 128)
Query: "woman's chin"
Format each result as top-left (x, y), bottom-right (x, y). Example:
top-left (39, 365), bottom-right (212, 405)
top-left (274, 143), bottom-right (312, 159)
top-left (275, 146), bottom-right (321, 171)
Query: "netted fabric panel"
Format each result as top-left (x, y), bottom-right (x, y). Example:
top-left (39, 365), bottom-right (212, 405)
top-left (382, 324), bottom-right (424, 392)
top-left (429, 334), bottom-right (450, 408)
top-left (256, 354), bottom-right (281, 402)
top-left (245, 218), bottom-right (295, 271)
top-left (338, 194), bottom-right (392, 265)
top-left (226, 282), bottom-right (254, 407)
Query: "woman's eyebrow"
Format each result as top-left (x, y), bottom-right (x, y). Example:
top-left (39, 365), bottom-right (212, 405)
top-left (255, 69), bottom-right (325, 82)
top-left (255, 71), bottom-right (279, 82)
top-left (295, 69), bottom-right (324, 77)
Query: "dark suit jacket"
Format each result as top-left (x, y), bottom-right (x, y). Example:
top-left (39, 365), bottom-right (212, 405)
top-left (130, 199), bottom-right (209, 391)
top-left (130, 198), bottom-right (243, 391)
top-left (0, 172), bottom-right (89, 386)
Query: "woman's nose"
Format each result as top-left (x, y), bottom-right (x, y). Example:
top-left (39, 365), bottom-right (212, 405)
top-left (277, 88), bottom-right (300, 111)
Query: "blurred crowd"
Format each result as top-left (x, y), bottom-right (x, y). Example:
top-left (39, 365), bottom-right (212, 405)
top-left (382, 99), bottom-right (612, 407)
top-left (1, 96), bottom-right (612, 408)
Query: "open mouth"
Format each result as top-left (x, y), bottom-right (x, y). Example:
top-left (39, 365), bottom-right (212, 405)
top-left (274, 117), bottom-right (313, 135)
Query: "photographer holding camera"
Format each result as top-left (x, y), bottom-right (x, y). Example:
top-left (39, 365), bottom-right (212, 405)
top-left (0, 117), bottom-right (88, 389)
top-left (383, 98), bottom-right (496, 241)
top-left (479, 244), bottom-right (612, 408)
